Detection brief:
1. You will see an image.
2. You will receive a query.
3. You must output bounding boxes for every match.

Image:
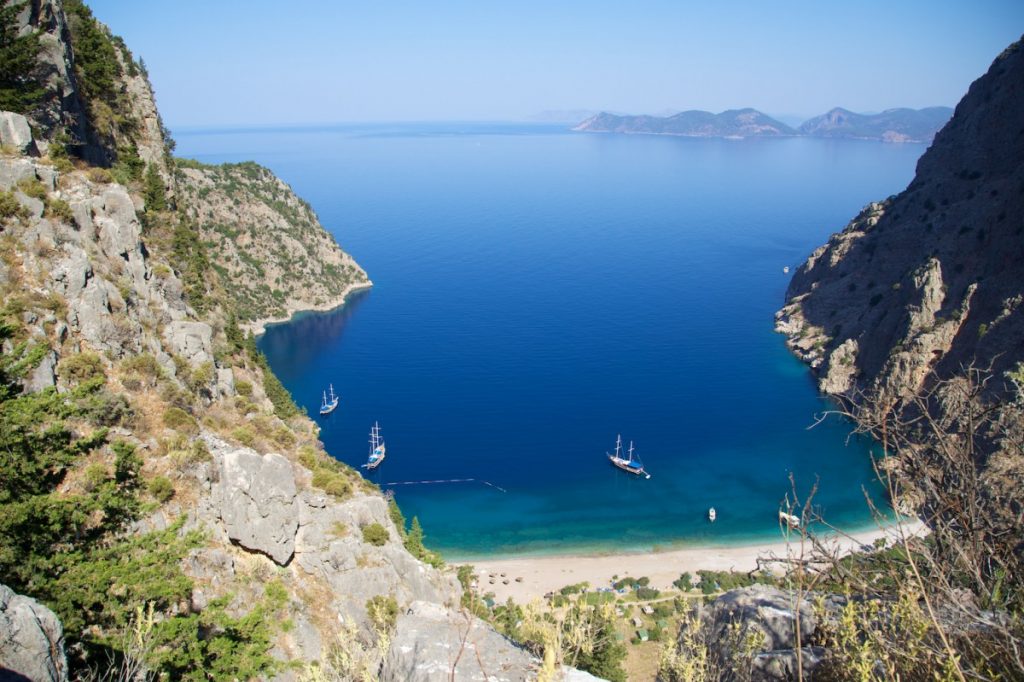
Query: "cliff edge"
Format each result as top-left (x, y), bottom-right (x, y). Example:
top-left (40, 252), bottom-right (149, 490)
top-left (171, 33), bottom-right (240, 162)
top-left (776, 37), bottom-right (1023, 405)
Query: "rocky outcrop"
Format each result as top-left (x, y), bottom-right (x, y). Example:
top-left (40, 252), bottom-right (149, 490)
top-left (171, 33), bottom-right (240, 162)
top-left (175, 161), bottom-right (370, 333)
top-left (0, 584), bottom-right (67, 682)
top-left (776, 37), bottom-right (1024, 421)
top-left (382, 601), bottom-right (535, 682)
top-left (0, 112), bottom-right (38, 156)
top-left (209, 437), bottom-right (300, 565)
top-left (13, 0), bottom-right (92, 159)
top-left (671, 586), bottom-right (836, 682)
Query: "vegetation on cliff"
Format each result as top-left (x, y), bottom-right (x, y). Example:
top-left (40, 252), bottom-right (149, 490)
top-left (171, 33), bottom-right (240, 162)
top-left (0, 1), bottom-right (44, 113)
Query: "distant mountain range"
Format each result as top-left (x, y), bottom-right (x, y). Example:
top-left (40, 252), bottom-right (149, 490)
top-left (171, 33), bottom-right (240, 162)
top-left (797, 107), bottom-right (954, 142)
top-left (573, 106), bottom-right (954, 142)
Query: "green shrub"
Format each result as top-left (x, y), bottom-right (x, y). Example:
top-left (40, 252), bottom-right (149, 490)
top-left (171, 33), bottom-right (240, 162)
top-left (163, 406), bottom-right (198, 434)
top-left (235, 379), bottom-right (253, 397)
top-left (231, 426), bottom-right (256, 448)
top-left (636, 586), bottom-right (660, 600)
top-left (0, 190), bottom-right (29, 223)
top-left (17, 177), bottom-right (47, 200)
top-left (311, 468), bottom-right (350, 498)
top-left (120, 353), bottom-right (163, 385)
top-left (361, 523), bottom-right (389, 546)
top-left (366, 594), bottom-right (398, 632)
top-left (59, 351), bottom-right (105, 384)
top-left (672, 572), bottom-right (693, 591)
top-left (186, 360), bottom-right (213, 393)
top-left (44, 195), bottom-right (74, 224)
top-left (147, 475), bottom-right (174, 502)
top-left (87, 167), bottom-right (113, 184)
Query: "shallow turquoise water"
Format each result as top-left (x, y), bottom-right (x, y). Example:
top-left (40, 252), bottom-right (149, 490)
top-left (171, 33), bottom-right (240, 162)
top-left (176, 124), bottom-right (923, 559)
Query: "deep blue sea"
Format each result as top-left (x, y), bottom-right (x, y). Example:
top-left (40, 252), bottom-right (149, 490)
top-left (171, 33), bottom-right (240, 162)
top-left (175, 123), bottom-right (924, 559)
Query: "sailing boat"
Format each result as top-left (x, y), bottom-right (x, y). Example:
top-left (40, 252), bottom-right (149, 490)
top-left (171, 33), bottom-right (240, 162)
top-left (319, 384), bottom-right (339, 415)
top-left (607, 435), bottom-right (650, 479)
top-left (364, 422), bottom-right (386, 470)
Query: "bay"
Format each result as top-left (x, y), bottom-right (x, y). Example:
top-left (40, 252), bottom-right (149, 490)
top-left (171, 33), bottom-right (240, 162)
top-left (175, 124), bottom-right (923, 559)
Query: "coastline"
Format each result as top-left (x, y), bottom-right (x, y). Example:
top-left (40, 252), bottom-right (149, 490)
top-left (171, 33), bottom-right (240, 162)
top-left (460, 518), bottom-right (927, 604)
top-left (249, 280), bottom-right (374, 336)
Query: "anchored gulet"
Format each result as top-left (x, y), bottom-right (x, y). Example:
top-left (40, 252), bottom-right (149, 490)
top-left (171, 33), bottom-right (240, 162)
top-left (364, 422), bottom-right (386, 470)
top-left (319, 384), bottom-right (339, 415)
top-left (607, 434), bottom-right (651, 479)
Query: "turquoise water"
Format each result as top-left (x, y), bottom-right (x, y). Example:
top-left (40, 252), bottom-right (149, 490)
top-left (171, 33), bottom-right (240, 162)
top-left (175, 124), bottom-right (923, 559)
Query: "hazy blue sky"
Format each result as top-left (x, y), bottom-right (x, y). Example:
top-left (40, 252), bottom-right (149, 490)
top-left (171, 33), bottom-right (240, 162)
top-left (88, 0), bottom-right (1023, 126)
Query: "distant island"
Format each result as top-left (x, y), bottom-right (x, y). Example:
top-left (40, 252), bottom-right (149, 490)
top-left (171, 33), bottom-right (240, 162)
top-left (574, 105), bottom-right (954, 142)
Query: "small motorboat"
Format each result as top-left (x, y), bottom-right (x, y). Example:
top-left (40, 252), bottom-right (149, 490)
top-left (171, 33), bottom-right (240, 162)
top-left (779, 510), bottom-right (801, 529)
top-left (708, 507), bottom-right (717, 522)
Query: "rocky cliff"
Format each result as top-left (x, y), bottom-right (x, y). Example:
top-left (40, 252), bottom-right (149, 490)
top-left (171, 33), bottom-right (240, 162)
top-left (776, 38), bottom-right (1023, 469)
top-left (175, 160), bottom-right (369, 333)
top-left (0, 1), bottom-right (596, 679)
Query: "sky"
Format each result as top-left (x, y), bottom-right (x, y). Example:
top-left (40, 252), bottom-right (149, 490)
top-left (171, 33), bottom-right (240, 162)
top-left (87, 0), bottom-right (1024, 127)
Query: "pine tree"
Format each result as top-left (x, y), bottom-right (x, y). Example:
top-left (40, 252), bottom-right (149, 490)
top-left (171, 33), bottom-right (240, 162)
top-left (0, 0), bottom-right (44, 114)
top-left (143, 163), bottom-right (167, 212)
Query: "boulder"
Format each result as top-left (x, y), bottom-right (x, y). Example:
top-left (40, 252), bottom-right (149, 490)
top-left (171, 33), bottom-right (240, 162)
top-left (0, 111), bottom-right (36, 156)
top-left (21, 349), bottom-right (57, 394)
top-left (216, 367), bottom-right (235, 397)
top-left (381, 601), bottom-right (538, 682)
top-left (681, 585), bottom-right (837, 682)
top-left (0, 584), bottom-right (67, 682)
top-left (164, 321), bottom-right (214, 366)
top-left (210, 437), bottom-right (299, 565)
top-left (703, 586), bottom-right (818, 657)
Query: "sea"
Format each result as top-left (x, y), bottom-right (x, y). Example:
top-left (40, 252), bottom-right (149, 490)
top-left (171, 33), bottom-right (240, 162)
top-left (174, 123), bottom-right (924, 560)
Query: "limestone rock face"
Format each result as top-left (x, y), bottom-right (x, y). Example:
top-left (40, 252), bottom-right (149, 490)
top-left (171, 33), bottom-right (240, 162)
top-left (777, 37), bottom-right (1024, 429)
top-left (678, 586), bottom-right (833, 682)
top-left (0, 111), bottom-right (37, 155)
top-left (208, 437), bottom-right (299, 566)
top-left (0, 584), bottom-right (67, 682)
top-left (164, 321), bottom-right (214, 366)
top-left (13, 0), bottom-right (93, 160)
top-left (382, 601), bottom-right (534, 681)
top-left (294, 490), bottom-right (460, 624)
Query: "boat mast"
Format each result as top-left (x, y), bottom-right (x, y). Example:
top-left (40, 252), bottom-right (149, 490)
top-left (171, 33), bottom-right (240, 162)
top-left (614, 434), bottom-right (622, 460)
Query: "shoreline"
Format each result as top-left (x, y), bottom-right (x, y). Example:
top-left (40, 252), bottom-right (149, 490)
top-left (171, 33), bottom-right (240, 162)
top-left (249, 280), bottom-right (374, 336)
top-left (459, 518), bottom-right (926, 604)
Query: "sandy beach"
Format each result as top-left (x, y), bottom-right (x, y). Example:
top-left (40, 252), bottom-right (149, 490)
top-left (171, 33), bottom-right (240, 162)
top-left (460, 519), bottom-right (927, 604)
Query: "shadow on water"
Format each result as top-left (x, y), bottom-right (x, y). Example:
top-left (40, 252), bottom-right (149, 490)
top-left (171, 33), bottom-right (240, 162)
top-left (259, 289), bottom-right (371, 360)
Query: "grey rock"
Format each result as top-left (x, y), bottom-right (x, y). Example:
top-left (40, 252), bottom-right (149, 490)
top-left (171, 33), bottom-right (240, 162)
top-left (673, 586), bottom-right (835, 682)
top-left (184, 548), bottom-right (236, 582)
top-left (293, 490), bottom-right (460, 624)
top-left (0, 583), bottom-right (67, 682)
top-left (777, 37), bottom-right (1024, 451)
top-left (15, 193), bottom-right (44, 220)
top-left (0, 158), bottom-right (37, 190)
top-left (703, 586), bottom-right (817, 657)
top-left (164, 321), bottom-right (214, 366)
top-left (210, 436), bottom-right (299, 565)
top-left (0, 111), bottom-right (37, 155)
top-left (50, 251), bottom-right (92, 303)
top-left (216, 367), bottom-right (235, 397)
top-left (382, 600), bottom-right (537, 682)
top-left (21, 349), bottom-right (57, 394)
top-left (752, 647), bottom-right (828, 682)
